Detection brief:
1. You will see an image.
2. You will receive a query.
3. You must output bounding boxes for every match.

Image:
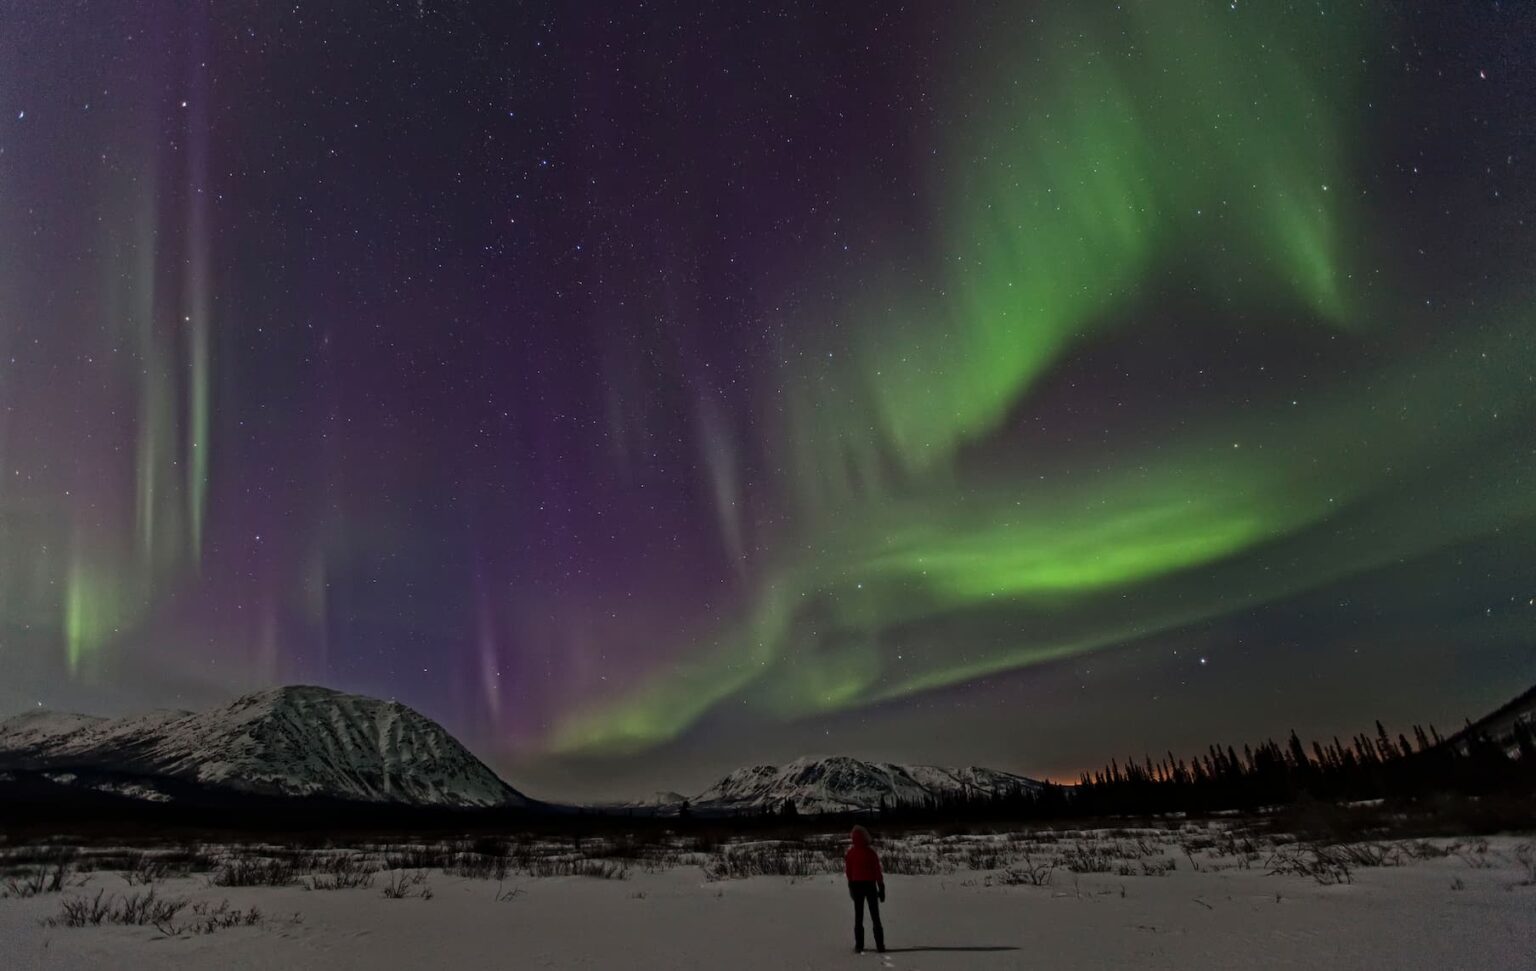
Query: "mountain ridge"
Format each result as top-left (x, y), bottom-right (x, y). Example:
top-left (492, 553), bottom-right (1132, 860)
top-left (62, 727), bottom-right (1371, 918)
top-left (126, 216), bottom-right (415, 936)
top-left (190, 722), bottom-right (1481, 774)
top-left (0, 685), bottom-right (527, 809)
top-left (678, 754), bottom-right (1043, 815)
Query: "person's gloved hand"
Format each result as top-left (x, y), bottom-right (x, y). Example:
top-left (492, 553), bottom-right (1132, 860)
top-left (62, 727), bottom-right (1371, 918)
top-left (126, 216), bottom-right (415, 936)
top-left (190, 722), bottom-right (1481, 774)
top-left (878, 884), bottom-right (886, 903)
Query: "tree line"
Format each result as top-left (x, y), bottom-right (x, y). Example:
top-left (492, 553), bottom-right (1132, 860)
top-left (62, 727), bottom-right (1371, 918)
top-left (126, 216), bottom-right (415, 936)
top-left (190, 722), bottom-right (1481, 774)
top-left (856, 713), bottom-right (1536, 823)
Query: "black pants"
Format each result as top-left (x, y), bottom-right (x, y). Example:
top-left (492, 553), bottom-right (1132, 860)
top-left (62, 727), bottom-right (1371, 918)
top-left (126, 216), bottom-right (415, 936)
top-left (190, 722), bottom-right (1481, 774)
top-left (849, 881), bottom-right (884, 951)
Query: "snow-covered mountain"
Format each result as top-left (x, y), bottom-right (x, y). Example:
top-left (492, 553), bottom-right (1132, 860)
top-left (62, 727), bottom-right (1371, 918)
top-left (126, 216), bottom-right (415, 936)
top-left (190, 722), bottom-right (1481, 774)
top-left (0, 686), bottom-right (527, 808)
top-left (690, 755), bottom-right (1042, 815)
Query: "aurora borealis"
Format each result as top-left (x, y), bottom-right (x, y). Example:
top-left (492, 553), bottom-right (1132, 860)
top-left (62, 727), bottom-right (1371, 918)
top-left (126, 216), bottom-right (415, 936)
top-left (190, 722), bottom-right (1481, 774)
top-left (2, 1), bottom-right (1534, 800)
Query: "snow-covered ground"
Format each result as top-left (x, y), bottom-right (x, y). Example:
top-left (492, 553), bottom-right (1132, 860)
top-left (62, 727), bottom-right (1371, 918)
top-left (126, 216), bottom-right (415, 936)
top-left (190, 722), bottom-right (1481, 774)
top-left (1, 826), bottom-right (1532, 969)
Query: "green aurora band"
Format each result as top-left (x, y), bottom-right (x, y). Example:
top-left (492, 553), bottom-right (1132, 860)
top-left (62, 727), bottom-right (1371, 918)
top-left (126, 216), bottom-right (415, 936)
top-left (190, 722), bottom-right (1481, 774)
top-left (548, 3), bottom-right (1536, 753)
top-left (788, 1), bottom-right (1357, 506)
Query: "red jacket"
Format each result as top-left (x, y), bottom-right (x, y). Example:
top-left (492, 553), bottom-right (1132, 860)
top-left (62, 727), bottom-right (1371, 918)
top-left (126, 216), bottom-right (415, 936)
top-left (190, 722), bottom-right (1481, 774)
top-left (844, 827), bottom-right (883, 883)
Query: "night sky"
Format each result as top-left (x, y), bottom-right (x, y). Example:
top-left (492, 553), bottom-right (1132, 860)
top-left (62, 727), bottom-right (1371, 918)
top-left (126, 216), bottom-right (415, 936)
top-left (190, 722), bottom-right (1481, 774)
top-left (2, 1), bottom-right (1534, 802)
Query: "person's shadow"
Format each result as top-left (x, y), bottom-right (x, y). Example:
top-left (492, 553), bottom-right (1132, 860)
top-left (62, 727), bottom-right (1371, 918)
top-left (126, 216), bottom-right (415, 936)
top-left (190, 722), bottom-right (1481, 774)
top-left (879, 946), bottom-right (1019, 953)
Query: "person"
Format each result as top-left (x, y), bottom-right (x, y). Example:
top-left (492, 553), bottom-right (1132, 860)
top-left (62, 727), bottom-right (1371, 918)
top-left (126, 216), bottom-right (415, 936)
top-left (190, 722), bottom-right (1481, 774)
top-left (844, 824), bottom-right (886, 953)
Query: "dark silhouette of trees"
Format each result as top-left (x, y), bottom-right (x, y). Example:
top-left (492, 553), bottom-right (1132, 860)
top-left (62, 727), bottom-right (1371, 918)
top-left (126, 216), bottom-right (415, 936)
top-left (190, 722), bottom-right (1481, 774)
top-left (841, 713), bottom-right (1534, 825)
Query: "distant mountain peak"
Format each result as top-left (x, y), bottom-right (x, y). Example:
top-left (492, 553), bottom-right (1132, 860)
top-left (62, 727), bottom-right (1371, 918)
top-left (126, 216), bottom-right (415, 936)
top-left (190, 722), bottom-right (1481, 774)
top-left (692, 754), bottom-right (1041, 815)
top-left (0, 685), bottom-right (527, 808)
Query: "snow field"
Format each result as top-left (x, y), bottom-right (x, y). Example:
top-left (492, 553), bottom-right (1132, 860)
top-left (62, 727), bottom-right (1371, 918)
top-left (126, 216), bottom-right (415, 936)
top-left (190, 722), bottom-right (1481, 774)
top-left (1, 824), bottom-right (1532, 969)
